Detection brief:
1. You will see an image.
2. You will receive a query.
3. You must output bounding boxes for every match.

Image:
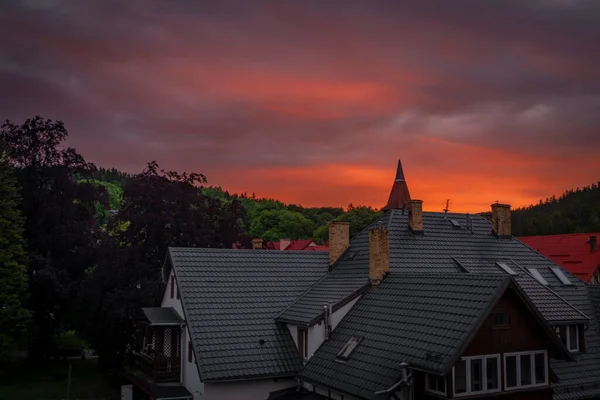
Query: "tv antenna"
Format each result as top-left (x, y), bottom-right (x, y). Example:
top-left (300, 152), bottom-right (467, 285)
top-left (443, 199), bottom-right (452, 218)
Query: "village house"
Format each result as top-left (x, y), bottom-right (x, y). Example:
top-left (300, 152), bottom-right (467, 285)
top-left (126, 160), bottom-right (600, 400)
top-left (518, 233), bottom-right (600, 283)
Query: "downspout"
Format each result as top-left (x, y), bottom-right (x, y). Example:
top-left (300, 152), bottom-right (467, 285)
top-left (373, 363), bottom-right (413, 399)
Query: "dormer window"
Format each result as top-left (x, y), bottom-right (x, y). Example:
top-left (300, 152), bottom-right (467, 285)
top-left (337, 336), bottom-right (361, 360)
top-left (555, 325), bottom-right (581, 352)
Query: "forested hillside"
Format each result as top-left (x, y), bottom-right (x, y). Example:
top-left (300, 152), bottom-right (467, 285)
top-left (512, 182), bottom-right (600, 236)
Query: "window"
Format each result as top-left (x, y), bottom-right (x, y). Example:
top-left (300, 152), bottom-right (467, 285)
top-left (452, 354), bottom-right (500, 396)
top-left (529, 268), bottom-right (549, 285)
top-left (491, 311), bottom-right (510, 328)
top-left (170, 275), bottom-right (175, 298)
top-left (497, 262), bottom-right (518, 275)
top-left (504, 351), bottom-right (548, 390)
top-left (297, 328), bottom-right (308, 360)
top-left (555, 325), bottom-right (580, 352)
top-left (188, 341), bottom-right (193, 363)
top-left (337, 336), bottom-right (361, 360)
top-left (425, 373), bottom-right (447, 396)
top-left (551, 267), bottom-right (573, 285)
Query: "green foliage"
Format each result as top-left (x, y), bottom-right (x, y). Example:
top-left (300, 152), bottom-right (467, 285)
top-left (0, 117), bottom-right (103, 356)
top-left (249, 209), bottom-right (314, 242)
top-left (79, 179), bottom-right (123, 225)
top-left (0, 156), bottom-right (30, 365)
top-left (512, 182), bottom-right (600, 236)
top-left (313, 204), bottom-right (382, 242)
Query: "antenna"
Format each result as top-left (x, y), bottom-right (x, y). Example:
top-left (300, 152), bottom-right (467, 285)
top-left (443, 199), bottom-right (452, 218)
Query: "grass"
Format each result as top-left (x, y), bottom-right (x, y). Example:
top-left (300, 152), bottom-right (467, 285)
top-left (0, 358), bottom-right (119, 400)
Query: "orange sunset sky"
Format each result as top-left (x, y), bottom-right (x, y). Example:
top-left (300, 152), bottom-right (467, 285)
top-left (1, 0), bottom-right (599, 212)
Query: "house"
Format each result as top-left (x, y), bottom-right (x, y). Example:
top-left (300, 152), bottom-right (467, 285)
top-left (266, 239), bottom-right (328, 251)
top-left (518, 233), bottom-right (600, 283)
top-left (127, 159), bottom-right (600, 400)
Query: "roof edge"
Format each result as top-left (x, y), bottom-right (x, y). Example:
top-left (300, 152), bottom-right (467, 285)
top-left (307, 283), bottom-right (370, 327)
top-left (203, 371), bottom-right (298, 383)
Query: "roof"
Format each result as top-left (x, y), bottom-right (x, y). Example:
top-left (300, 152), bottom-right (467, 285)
top-left (140, 307), bottom-right (184, 326)
top-left (518, 233), bottom-right (600, 282)
top-left (298, 273), bottom-right (570, 400)
top-left (286, 239), bottom-right (317, 250)
top-left (266, 239), bottom-right (325, 251)
top-left (382, 159), bottom-right (411, 210)
top-left (285, 210), bottom-right (600, 398)
top-left (168, 248), bottom-right (329, 382)
top-left (589, 285), bottom-right (600, 330)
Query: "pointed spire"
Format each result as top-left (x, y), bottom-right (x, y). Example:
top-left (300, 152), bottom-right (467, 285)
top-left (383, 159), bottom-right (411, 210)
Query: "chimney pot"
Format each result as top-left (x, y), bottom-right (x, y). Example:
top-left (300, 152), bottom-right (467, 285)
top-left (251, 238), bottom-right (263, 250)
top-left (369, 226), bottom-right (390, 286)
top-left (407, 200), bottom-right (424, 234)
top-left (490, 203), bottom-right (511, 238)
top-left (328, 221), bottom-right (350, 266)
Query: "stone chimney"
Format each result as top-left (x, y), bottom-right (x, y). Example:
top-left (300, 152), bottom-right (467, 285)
top-left (252, 238), bottom-right (263, 250)
top-left (491, 203), bottom-right (511, 238)
top-left (407, 200), bottom-right (424, 234)
top-left (329, 221), bottom-right (350, 266)
top-left (279, 238), bottom-right (291, 251)
top-left (369, 226), bottom-right (390, 286)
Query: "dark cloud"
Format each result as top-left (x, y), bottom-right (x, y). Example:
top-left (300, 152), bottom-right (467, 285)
top-left (0, 0), bottom-right (599, 209)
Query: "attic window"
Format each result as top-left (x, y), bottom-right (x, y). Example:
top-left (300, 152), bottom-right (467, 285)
top-left (551, 268), bottom-right (574, 285)
top-left (491, 311), bottom-right (510, 328)
top-left (528, 269), bottom-right (548, 286)
top-left (497, 262), bottom-right (518, 276)
top-left (450, 219), bottom-right (461, 228)
top-left (337, 336), bottom-right (361, 360)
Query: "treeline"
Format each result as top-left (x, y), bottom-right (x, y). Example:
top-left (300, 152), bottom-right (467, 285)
top-left (0, 116), bottom-right (381, 373)
top-left (88, 169), bottom-right (382, 244)
top-left (512, 182), bottom-right (600, 236)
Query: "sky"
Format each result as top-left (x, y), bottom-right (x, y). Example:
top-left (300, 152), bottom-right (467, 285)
top-left (1, 0), bottom-right (599, 212)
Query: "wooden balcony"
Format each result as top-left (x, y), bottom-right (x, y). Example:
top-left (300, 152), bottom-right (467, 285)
top-left (136, 353), bottom-right (181, 383)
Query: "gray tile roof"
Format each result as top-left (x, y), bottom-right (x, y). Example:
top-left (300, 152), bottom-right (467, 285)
top-left (291, 210), bottom-right (599, 399)
top-left (169, 247), bottom-right (328, 381)
top-left (141, 307), bottom-right (184, 325)
top-left (298, 273), bottom-right (566, 400)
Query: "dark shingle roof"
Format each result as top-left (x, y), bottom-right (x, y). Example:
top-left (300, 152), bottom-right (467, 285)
top-left (140, 307), bottom-right (184, 325)
top-left (299, 273), bottom-right (567, 400)
top-left (169, 247), bottom-right (328, 382)
top-left (290, 210), bottom-right (598, 399)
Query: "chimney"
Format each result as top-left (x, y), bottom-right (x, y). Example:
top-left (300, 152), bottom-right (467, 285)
top-left (587, 236), bottom-right (597, 253)
top-left (252, 238), bottom-right (263, 250)
top-left (369, 226), bottom-right (390, 286)
top-left (280, 238), bottom-right (291, 251)
top-left (329, 221), bottom-right (350, 266)
top-left (491, 203), bottom-right (511, 238)
top-left (407, 200), bottom-right (424, 234)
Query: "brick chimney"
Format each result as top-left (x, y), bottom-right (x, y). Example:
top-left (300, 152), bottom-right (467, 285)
top-left (252, 238), bottom-right (263, 249)
top-left (491, 203), bottom-right (511, 238)
top-left (329, 221), bottom-right (350, 265)
top-left (280, 238), bottom-right (291, 251)
top-left (407, 200), bottom-right (424, 234)
top-left (369, 226), bottom-right (390, 286)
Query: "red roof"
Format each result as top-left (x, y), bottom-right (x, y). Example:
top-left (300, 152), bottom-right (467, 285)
top-left (264, 239), bottom-right (327, 251)
top-left (518, 233), bottom-right (600, 282)
top-left (383, 159), bottom-right (411, 210)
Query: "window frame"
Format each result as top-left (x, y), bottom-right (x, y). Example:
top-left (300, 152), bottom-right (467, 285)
top-left (297, 327), bottom-right (308, 360)
top-left (491, 310), bottom-right (510, 328)
top-left (554, 324), bottom-right (580, 353)
top-left (425, 373), bottom-right (447, 396)
top-left (503, 350), bottom-right (548, 391)
top-left (452, 354), bottom-right (501, 397)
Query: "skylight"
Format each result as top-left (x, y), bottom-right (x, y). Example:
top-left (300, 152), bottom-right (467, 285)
top-left (551, 267), bottom-right (574, 285)
top-left (337, 336), bottom-right (361, 360)
top-left (528, 268), bottom-right (548, 285)
top-left (450, 219), bottom-right (461, 228)
top-left (497, 262), bottom-right (518, 276)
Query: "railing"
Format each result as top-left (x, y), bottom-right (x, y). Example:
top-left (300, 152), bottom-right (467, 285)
top-left (136, 353), bottom-right (181, 383)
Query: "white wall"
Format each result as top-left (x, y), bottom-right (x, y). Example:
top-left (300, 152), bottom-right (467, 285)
top-left (204, 378), bottom-right (296, 400)
top-left (287, 324), bottom-right (298, 346)
top-left (181, 327), bottom-right (204, 400)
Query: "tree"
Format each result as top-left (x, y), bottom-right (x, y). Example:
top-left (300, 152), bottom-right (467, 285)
top-left (76, 162), bottom-right (248, 370)
top-left (0, 149), bottom-right (30, 365)
top-left (313, 204), bottom-right (382, 242)
top-left (249, 209), bottom-right (314, 242)
top-left (0, 117), bottom-right (102, 356)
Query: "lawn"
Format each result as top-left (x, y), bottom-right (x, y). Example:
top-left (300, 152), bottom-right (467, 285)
top-left (0, 358), bottom-right (119, 400)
